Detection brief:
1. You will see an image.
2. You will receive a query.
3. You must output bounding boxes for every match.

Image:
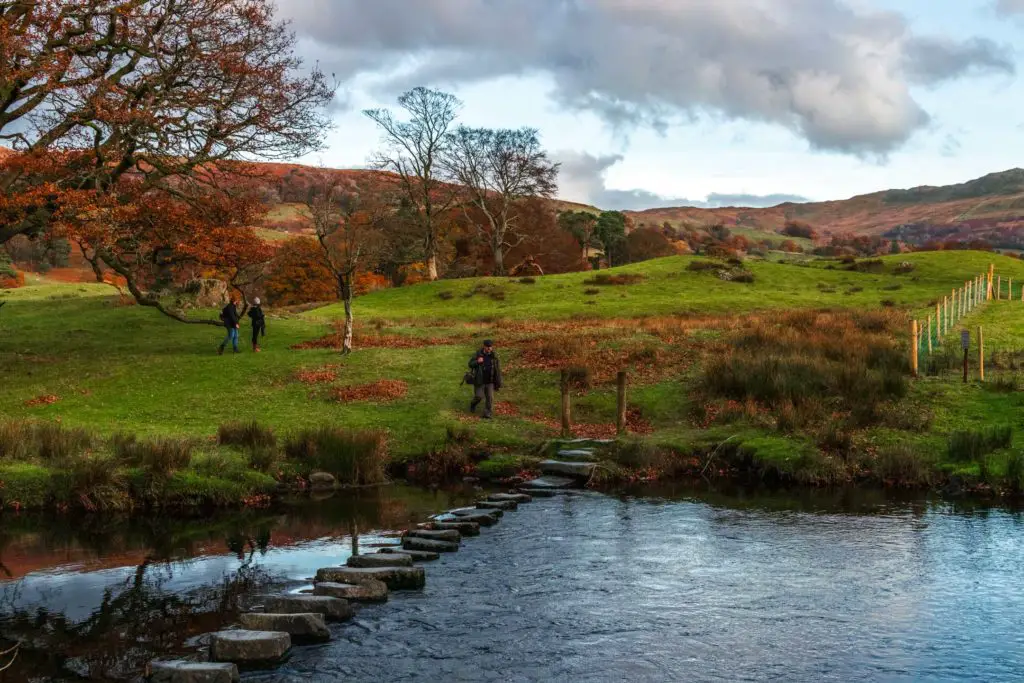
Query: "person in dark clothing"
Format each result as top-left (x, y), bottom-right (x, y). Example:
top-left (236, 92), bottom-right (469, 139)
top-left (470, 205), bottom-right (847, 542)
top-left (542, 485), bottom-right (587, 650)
top-left (218, 298), bottom-right (241, 355)
top-left (247, 297), bottom-right (266, 352)
top-left (468, 339), bottom-right (502, 418)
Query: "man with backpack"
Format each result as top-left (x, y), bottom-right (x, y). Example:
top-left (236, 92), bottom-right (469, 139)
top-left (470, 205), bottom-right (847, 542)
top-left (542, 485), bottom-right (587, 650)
top-left (467, 339), bottom-right (502, 419)
top-left (218, 297), bottom-right (241, 355)
top-left (248, 297), bottom-right (266, 352)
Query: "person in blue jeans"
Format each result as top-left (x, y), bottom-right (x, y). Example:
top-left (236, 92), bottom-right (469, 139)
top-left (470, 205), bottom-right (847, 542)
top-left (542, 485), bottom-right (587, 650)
top-left (218, 298), bottom-right (241, 355)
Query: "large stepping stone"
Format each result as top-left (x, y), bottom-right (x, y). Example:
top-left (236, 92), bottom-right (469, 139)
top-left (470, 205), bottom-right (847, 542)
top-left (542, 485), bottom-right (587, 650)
top-left (262, 595), bottom-right (354, 622)
top-left (316, 565), bottom-right (426, 590)
top-left (450, 506), bottom-right (504, 519)
top-left (540, 460), bottom-right (596, 478)
top-left (488, 492), bottom-right (532, 503)
top-left (429, 521), bottom-right (481, 536)
top-left (209, 630), bottom-right (290, 665)
top-left (438, 510), bottom-right (498, 526)
top-left (520, 475), bottom-right (577, 490)
top-left (556, 449), bottom-right (598, 461)
top-left (517, 487), bottom-right (557, 498)
top-left (148, 660), bottom-right (239, 683)
top-left (476, 499), bottom-right (517, 511)
top-left (405, 528), bottom-right (460, 543)
top-left (403, 536), bottom-right (458, 553)
top-left (346, 553), bottom-right (413, 568)
top-left (378, 547), bottom-right (440, 561)
top-left (238, 613), bottom-right (329, 644)
top-left (313, 580), bottom-right (388, 603)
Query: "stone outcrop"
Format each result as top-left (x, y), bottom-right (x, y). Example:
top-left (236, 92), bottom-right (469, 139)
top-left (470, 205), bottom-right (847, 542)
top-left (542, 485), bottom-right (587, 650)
top-left (261, 595), bottom-right (354, 622)
top-left (209, 630), bottom-right (290, 665)
top-left (238, 613), bottom-right (330, 644)
top-left (315, 566), bottom-right (426, 590)
top-left (313, 580), bottom-right (388, 603)
top-left (148, 661), bottom-right (239, 683)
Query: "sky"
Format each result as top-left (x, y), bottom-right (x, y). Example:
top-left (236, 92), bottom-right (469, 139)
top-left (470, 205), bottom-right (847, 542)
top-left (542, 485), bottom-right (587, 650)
top-left (273, 0), bottom-right (1024, 210)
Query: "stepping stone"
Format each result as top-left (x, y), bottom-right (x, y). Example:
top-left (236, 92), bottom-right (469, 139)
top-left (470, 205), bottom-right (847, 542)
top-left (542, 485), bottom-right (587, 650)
top-left (556, 449), bottom-right (597, 461)
top-left (517, 487), bottom-right (557, 498)
top-left (562, 438), bottom-right (614, 445)
top-left (488, 492), bottom-right (532, 503)
top-left (439, 510), bottom-right (498, 526)
top-left (346, 553), bottom-right (413, 568)
top-left (476, 499), bottom-right (517, 511)
top-left (238, 613), bottom-right (330, 644)
top-left (313, 580), bottom-right (388, 603)
top-left (262, 595), bottom-right (354, 622)
top-left (403, 536), bottom-right (458, 553)
top-left (209, 630), bottom-right (290, 665)
top-left (378, 547), bottom-right (440, 561)
top-left (521, 475), bottom-right (576, 490)
top-left (450, 506), bottom-right (504, 519)
top-left (429, 521), bottom-right (481, 536)
top-left (405, 528), bottom-right (460, 543)
top-left (540, 460), bottom-right (596, 478)
top-left (148, 660), bottom-right (239, 683)
top-left (316, 566), bottom-right (426, 590)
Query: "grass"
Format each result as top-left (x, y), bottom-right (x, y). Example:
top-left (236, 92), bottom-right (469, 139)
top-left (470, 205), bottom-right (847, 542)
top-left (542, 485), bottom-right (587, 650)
top-left (2, 250), bottom-right (1024, 504)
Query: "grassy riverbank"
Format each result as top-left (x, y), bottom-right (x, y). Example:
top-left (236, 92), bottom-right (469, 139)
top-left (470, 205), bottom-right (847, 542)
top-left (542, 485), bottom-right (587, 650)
top-left (3, 251), bottom-right (1024, 510)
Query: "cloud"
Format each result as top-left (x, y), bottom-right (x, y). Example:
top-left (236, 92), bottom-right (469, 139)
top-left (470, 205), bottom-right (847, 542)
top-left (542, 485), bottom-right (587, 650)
top-left (276, 0), bottom-right (1014, 156)
top-left (995, 0), bottom-right (1024, 14)
top-left (555, 151), bottom-right (807, 210)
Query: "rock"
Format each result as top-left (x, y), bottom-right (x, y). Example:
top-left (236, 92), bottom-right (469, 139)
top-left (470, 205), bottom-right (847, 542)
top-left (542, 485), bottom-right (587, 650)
top-left (378, 547), bottom-right (440, 561)
top-left (539, 460), bottom-right (596, 478)
top-left (179, 278), bottom-right (229, 308)
top-left (437, 511), bottom-right (499, 526)
top-left (148, 661), bottom-right (239, 683)
top-left (488, 492), bottom-right (532, 503)
top-left (450, 505), bottom-right (504, 518)
top-left (316, 566), bottom-right (426, 590)
top-left (405, 529), bottom-right (461, 543)
top-left (476, 499), bottom-right (517, 511)
top-left (429, 521), bottom-right (481, 536)
top-left (517, 487), bottom-right (557, 497)
top-left (520, 475), bottom-right (577, 490)
top-left (403, 536), bottom-right (459, 553)
top-left (313, 580), bottom-right (388, 603)
top-left (209, 630), bottom-right (290, 665)
top-left (238, 613), bottom-right (330, 644)
top-left (346, 553), bottom-right (413, 568)
top-left (308, 472), bottom-right (336, 491)
top-left (556, 449), bottom-right (598, 461)
top-left (462, 476), bottom-right (480, 483)
top-left (261, 595), bottom-right (354, 622)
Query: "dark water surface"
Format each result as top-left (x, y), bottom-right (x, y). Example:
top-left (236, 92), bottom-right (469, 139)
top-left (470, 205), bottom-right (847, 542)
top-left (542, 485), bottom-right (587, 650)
top-left (2, 485), bottom-right (1023, 682)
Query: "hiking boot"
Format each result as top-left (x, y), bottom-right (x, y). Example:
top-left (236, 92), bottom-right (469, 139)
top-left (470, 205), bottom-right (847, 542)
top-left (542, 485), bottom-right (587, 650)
top-left (481, 414), bottom-right (492, 420)
top-left (254, 345), bottom-right (261, 353)
top-left (469, 400), bottom-right (478, 414)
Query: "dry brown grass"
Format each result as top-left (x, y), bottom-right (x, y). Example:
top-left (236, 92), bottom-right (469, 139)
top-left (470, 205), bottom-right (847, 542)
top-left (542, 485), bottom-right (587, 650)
top-left (331, 380), bottom-right (409, 403)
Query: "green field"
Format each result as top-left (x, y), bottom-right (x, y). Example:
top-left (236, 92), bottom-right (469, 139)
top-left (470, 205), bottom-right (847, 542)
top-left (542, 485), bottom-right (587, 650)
top-left (2, 250), bottom-right (1024, 509)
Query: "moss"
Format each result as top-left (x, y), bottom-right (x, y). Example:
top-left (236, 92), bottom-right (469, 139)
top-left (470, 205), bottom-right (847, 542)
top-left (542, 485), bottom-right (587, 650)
top-left (476, 454), bottom-right (539, 480)
top-left (0, 463), bottom-right (52, 509)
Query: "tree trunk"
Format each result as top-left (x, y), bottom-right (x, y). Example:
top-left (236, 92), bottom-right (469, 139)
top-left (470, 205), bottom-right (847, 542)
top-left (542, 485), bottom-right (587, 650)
top-left (493, 244), bottom-right (505, 276)
top-left (342, 297), bottom-right (354, 355)
top-left (426, 253), bottom-right (438, 281)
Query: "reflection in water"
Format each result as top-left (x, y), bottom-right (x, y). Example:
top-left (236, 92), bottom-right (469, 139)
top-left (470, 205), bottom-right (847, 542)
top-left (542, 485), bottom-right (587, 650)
top-left (2, 484), bottom-right (1024, 682)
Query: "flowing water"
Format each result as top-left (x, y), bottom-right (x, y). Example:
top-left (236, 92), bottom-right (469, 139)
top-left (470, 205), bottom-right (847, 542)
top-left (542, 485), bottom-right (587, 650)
top-left (1, 484), bottom-right (1023, 682)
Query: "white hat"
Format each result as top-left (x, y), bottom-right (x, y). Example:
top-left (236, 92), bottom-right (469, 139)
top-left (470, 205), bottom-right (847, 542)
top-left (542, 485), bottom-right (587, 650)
top-left (254, 297), bottom-right (261, 305)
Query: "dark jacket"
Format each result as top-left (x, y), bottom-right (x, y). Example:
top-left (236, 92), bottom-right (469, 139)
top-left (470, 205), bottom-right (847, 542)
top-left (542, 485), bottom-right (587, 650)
top-left (468, 349), bottom-right (502, 389)
top-left (248, 304), bottom-right (265, 331)
top-left (220, 302), bottom-right (240, 329)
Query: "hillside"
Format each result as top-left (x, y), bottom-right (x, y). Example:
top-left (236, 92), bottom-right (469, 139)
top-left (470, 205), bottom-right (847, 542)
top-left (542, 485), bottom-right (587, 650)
top-left (625, 169), bottom-right (1024, 246)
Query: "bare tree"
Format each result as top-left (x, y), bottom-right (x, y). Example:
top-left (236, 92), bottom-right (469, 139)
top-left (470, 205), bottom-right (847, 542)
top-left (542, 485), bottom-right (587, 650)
top-left (305, 174), bottom-right (387, 354)
top-left (364, 87), bottom-right (461, 281)
top-left (443, 127), bottom-right (559, 275)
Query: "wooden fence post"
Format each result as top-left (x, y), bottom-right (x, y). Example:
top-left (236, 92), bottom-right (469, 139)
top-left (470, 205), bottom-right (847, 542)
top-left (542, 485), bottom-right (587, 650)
top-left (935, 302), bottom-right (942, 338)
top-left (979, 326), bottom-right (985, 382)
top-left (988, 264), bottom-right (995, 300)
top-left (560, 369), bottom-right (571, 437)
top-left (968, 280), bottom-right (973, 312)
top-left (911, 320), bottom-right (919, 377)
top-left (616, 371), bottom-right (627, 436)
top-left (998, 275), bottom-right (1002, 301)
top-left (927, 316), bottom-right (933, 354)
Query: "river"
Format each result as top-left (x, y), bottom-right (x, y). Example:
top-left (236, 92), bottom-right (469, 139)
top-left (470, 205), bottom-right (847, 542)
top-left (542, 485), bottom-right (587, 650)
top-left (1, 484), bottom-right (1022, 682)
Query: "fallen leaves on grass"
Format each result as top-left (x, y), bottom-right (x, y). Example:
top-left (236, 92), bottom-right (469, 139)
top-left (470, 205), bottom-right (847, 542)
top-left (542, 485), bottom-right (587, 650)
top-left (294, 367), bottom-right (338, 384)
top-left (24, 394), bottom-right (60, 407)
top-left (494, 401), bottom-right (519, 417)
top-left (331, 380), bottom-right (408, 403)
top-left (292, 331), bottom-right (458, 350)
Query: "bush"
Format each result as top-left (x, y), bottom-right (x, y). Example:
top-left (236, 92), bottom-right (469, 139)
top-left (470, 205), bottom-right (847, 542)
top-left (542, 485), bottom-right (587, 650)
top-left (437, 291), bottom-right (455, 300)
top-left (584, 273), bottom-right (645, 286)
top-left (583, 288), bottom-right (600, 296)
top-left (850, 259), bottom-right (885, 273)
top-left (36, 423), bottom-right (93, 462)
top-left (564, 366), bottom-right (592, 391)
top-left (248, 445), bottom-right (278, 473)
top-left (218, 421), bottom-right (277, 449)
top-left (1007, 451), bottom-right (1024, 491)
top-left (873, 445), bottom-right (933, 487)
top-left (264, 237), bottom-right (336, 306)
top-left (115, 436), bottom-right (194, 477)
top-left (0, 420), bottom-right (35, 460)
top-left (284, 426), bottom-right (387, 485)
top-left (947, 426), bottom-right (1013, 463)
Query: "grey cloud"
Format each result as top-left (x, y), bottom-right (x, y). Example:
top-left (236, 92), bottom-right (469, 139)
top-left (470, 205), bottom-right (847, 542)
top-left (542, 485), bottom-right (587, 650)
top-left (275, 0), bottom-right (1014, 156)
top-left (556, 151), bottom-right (807, 211)
top-left (996, 0), bottom-right (1024, 14)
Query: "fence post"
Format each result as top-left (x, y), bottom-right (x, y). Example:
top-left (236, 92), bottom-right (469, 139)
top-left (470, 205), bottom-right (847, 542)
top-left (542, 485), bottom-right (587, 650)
top-left (998, 275), bottom-right (1002, 301)
top-left (988, 264), bottom-right (995, 300)
top-left (968, 280), bottom-right (973, 312)
top-left (979, 326), bottom-right (985, 382)
top-left (911, 320), bottom-right (919, 377)
top-left (560, 369), bottom-right (571, 437)
top-left (616, 371), bottom-right (627, 436)
top-left (935, 302), bottom-right (942, 338)
top-left (927, 316), bottom-right (933, 354)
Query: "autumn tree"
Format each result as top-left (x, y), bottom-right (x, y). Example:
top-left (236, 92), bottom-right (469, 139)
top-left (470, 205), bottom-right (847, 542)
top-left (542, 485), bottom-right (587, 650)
top-left (558, 210), bottom-right (599, 268)
top-left (443, 127), bottom-right (559, 275)
top-left (625, 227), bottom-right (677, 263)
top-left (264, 236), bottom-right (336, 306)
top-left (364, 87), bottom-right (461, 281)
top-left (305, 175), bottom-right (387, 354)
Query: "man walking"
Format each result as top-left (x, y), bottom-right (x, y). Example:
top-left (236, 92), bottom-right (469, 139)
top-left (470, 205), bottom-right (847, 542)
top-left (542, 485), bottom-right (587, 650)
top-left (468, 339), bottom-right (502, 419)
top-left (218, 297), bottom-right (241, 355)
top-left (248, 297), bottom-right (266, 352)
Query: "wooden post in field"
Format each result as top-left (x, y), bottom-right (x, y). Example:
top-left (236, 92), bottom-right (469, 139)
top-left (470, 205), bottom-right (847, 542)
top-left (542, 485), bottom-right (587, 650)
top-left (936, 302), bottom-right (942, 338)
top-left (911, 320), bottom-right (919, 377)
top-left (944, 296), bottom-right (949, 330)
top-left (560, 369), bottom-right (572, 437)
top-left (978, 326), bottom-right (985, 382)
top-left (967, 280), bottom-right (972, 312)
top-left (988, 264), bottom-right (995, 300)
top-left (998, 275), bottom-right (1002, 301)
top-left (927, 316), bottom-right (933, 354)
top-left (616, 371), bottom-right (628, 436)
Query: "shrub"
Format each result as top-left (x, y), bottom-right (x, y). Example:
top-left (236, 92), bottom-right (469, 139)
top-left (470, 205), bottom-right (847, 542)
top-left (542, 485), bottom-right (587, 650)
top-left (850, 259), bottom-right (885, 273)
top-left (564, 366), bottom-right (592, 391)
top-left (115, 436), bottom-right (194, 477)
top-left (438, 291), bottom-right (455, 301)
top-left (218, 421), bottom-right (277, 449)
top-left (1007, 451), bottom-right (1024, 491)
top-left (947, 426), bottom-right (1013, 463)
top-left (992, 374), bottom-right (1020, 392)
top-left (36, 423), bottom-right (93, 462)
top-left (584, 273), bottom-right (645, 286)
top-left (583, 288), bottom-right (600, 296)
top-left (264, 237), bottom-right (336, 306)
top-left (873, 445), bottom-right (933, 487)
top-left (248, 445), bottom-right (278, 473)
top-left (0, 420), bottom-right (35, 460)
top-left (284, 426), bottom-right (388, 485)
